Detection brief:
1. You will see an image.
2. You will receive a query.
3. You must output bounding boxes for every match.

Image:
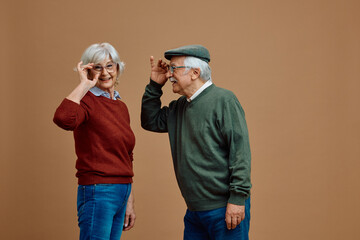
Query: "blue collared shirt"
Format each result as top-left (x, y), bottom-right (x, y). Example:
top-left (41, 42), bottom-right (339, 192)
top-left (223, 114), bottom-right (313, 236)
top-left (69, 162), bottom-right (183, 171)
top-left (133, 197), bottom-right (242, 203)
top-left (89, 87), bottom-right (121, 100)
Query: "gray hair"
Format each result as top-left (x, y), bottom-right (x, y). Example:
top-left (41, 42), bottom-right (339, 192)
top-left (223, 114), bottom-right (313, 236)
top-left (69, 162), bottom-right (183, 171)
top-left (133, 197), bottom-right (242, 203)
top-left (80, 43), bottom-right (125, 84)
top-left (183, 56), bottom-right (212, 82)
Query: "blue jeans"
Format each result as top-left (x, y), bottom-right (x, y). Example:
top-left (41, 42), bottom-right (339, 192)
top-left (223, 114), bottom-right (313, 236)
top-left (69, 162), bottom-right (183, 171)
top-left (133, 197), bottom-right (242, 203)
top-left (77, 184), bottom-right (131, 240)
top-left (184, 198), bottom-right (251, 240)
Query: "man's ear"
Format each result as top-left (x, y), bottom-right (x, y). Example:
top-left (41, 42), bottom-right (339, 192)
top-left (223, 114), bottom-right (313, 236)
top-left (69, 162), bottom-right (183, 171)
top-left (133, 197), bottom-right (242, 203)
top-left (191, 68), bottom-right (201, 80)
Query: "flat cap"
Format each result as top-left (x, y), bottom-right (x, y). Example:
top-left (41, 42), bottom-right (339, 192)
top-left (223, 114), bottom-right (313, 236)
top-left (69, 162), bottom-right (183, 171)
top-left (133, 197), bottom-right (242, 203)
top-left (164, 44), bottom-right (210, 63)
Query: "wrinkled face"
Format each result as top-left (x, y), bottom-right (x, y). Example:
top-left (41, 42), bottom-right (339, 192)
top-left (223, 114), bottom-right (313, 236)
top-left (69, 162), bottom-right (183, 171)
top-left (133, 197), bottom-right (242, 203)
top-left (89, 57), bottom-right (118, 91)
top-left (166, 56), bottom-right (192, 96)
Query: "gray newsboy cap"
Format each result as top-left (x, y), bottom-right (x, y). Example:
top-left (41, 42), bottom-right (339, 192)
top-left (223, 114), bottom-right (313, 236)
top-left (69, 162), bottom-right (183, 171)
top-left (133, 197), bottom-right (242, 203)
top-left (164, 44), bottom-right (210, 63)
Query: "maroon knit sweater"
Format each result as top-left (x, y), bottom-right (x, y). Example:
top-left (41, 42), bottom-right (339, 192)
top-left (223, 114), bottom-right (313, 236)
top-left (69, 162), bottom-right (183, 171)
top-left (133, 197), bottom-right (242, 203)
top-left (53, 92), bottom-right (135, 185)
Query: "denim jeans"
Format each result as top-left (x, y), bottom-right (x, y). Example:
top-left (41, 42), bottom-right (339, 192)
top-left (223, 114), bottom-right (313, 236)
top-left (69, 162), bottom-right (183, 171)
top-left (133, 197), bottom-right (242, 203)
top-left (184, 197), bottom-right (251, 240)
top-left (77, 183), bottom-right (131, 240)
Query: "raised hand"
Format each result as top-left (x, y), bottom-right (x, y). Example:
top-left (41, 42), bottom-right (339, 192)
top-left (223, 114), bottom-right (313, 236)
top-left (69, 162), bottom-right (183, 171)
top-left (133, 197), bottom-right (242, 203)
top-left (76, 61), bottom-right (100, 88)
top-left (150, 56), bottom-right (169, 85)
top-left (65, 61), bottom-right (100, 104)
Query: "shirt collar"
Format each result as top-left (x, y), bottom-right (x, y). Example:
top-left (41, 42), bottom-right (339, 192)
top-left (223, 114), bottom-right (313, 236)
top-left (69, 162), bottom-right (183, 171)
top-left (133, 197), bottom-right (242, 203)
top-left (187, 80), bottom-right (213, 102)
top-left (89, 87), bottom-right (121, 100)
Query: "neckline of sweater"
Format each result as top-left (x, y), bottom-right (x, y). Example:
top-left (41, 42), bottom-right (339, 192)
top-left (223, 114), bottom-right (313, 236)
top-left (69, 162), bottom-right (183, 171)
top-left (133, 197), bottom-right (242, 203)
top-left (186, 84), bottom-right (216, 105)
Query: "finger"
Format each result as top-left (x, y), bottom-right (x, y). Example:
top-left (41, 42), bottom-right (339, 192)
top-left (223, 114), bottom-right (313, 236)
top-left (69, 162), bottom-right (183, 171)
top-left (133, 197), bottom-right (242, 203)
top-left (77, 61), bottom-right (83, 72)
top-left (237, 216), bottom-right (242, 225)
top-left (77, 62), bottom-right (94, 74)
top-left (157, 58), bottom-right (163, 67)
top-left (129, 214), bottom-right (136, 228)
top-left (225, 214), bottom-right (232, 230)
top-left (241, 212), bottom-right (245, 222)
top-left (92, 72), bottom-right (100, 82)
top-left (124, 214), bottom-right (130, 229)
top-left (231, 216), bottom-right (237, 229)
top-left (150, 56), bottom-right (155, 68)
top-left (82, 63), bottom-right (94, 70)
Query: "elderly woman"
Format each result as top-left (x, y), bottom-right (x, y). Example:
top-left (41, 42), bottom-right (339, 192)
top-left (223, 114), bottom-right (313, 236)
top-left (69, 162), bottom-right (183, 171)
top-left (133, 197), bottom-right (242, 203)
top-left (53, 43), bottom-right (135, 240)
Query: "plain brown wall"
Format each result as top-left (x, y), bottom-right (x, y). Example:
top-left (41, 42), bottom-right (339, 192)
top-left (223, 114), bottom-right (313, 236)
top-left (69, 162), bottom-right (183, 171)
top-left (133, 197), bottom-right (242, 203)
top-left (1, 0), bottom-right (360, 239)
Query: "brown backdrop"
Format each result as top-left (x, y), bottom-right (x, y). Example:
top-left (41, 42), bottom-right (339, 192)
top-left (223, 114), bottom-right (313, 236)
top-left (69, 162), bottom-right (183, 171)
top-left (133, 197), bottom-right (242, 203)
top-left (1, 0), bottom-right (360, 239)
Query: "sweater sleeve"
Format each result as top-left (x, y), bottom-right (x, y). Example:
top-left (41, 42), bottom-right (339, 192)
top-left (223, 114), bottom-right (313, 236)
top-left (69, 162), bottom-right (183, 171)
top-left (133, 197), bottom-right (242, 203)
top-left (221, 96), bottom-right (252, 206)
top-left (53, 98), bottom-right (89, 131)
top-left (141, 79), bottom-right (169, 132)
top-left (129, 152), bottom-right (134, 161)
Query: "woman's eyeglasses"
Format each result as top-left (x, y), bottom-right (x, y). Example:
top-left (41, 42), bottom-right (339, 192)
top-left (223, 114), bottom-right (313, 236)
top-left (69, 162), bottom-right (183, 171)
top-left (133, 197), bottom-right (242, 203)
top-left (92, 62), bottom-right (117, 73)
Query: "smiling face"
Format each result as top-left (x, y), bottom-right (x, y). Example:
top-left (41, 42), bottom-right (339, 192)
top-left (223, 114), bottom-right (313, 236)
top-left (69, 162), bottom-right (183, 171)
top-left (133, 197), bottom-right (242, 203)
top-left (166, 56), bottom-right (193, 96)
top-left (89, 57), bottom-right (118, 92)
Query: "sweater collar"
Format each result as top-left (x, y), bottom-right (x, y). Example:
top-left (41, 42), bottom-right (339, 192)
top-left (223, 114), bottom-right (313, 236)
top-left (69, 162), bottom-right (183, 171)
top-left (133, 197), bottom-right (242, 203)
top-left (187, 80), bottom-right (213, 102)
top-left (185, 83), bottom-right (215, 105)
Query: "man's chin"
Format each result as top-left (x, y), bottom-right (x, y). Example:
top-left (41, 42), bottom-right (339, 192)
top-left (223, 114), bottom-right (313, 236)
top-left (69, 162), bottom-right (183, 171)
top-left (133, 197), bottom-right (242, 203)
top-left (172, 88), bottom-right (180, 94)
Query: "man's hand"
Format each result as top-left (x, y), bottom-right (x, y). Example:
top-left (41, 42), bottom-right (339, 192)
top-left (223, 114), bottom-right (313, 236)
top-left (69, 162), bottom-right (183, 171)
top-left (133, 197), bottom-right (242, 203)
top-left (123, 191), bottom-right (135, 231)
top-left (225, 203), bottom-right (245, 230)
top-left (150, 56), bottom-right (169, 85)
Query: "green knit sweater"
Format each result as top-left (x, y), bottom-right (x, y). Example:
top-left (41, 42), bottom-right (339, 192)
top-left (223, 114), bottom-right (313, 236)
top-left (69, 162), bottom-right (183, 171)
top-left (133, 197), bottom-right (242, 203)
top-left (141, 80), bottom-right (251, 211)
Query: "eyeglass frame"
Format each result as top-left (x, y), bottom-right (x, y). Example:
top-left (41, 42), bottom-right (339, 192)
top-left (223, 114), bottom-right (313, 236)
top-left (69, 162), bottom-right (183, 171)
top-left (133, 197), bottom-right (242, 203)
top-left (168, 65), bottom-right (192, 74)
top-left (91, 62), bottom-right (118, 73)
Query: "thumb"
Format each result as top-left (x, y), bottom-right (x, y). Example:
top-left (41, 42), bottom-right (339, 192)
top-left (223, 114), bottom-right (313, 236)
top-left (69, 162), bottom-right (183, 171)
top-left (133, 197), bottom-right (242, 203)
top-left (92, 72), bottom-right (100, 82)
top-left (124, 214), bottom-right (129, 228)
top-left (225, 213), bottom-right (232, 230)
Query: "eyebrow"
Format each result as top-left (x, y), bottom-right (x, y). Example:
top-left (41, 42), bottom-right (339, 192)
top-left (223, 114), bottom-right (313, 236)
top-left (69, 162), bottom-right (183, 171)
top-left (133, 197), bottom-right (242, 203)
top-left (95, 61), bottom-right (114, 65)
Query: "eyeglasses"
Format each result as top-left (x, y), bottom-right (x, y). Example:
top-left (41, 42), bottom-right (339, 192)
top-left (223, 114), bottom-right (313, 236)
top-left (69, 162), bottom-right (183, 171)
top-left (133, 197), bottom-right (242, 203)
top-left (168, 65), bottom-right (191, 74)
top-left (92, 62), bottom-right (117, 73)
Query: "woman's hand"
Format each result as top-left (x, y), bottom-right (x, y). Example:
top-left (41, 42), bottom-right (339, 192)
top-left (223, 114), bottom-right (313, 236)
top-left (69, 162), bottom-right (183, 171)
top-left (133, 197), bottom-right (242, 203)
top-left (150, 56), bottom-right (169, 85)
top-left (77, 61), bottom-right (100, 88)
top-left (123, 191), bottom-right (136, 231)
top-left (65, 61), bottom-right (100, 104)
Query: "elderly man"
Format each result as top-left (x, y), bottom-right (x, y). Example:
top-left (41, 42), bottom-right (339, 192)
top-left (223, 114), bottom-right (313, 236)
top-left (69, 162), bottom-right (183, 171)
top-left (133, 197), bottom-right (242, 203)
top-left (141, 45), bottom-right (251, 240)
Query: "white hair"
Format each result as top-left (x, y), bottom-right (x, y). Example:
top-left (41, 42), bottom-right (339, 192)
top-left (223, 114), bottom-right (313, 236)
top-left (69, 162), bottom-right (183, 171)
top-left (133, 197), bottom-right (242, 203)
top-left (183, 56), bottom-right (212, 82)
top-left (80, 43), bottom-right (125, 84)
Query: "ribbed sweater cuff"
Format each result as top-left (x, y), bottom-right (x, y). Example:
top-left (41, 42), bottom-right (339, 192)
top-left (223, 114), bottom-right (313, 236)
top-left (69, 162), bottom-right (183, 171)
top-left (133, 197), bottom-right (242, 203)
top-left (228, 192), bottom-right (247, 206)
top-left (149, 78), bottom-right (164, 88)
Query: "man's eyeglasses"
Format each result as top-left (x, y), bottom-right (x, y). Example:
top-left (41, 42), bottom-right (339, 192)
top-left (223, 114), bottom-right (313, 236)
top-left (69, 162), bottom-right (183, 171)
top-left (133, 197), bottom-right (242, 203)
top-left (92, 62), bottom-right (117, 73)
top-left (168, 65), bottom-right (191, 74)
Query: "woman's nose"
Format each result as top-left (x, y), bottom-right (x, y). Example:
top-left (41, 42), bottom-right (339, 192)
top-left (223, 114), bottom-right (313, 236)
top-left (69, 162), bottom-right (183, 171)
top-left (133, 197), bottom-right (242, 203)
top-left (101, 68), bottom-right (110, 75)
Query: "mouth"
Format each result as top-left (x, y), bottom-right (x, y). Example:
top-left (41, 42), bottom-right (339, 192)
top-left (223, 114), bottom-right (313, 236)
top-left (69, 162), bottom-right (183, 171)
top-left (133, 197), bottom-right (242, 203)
top-left (99, 77), bottom-right (112, 82)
